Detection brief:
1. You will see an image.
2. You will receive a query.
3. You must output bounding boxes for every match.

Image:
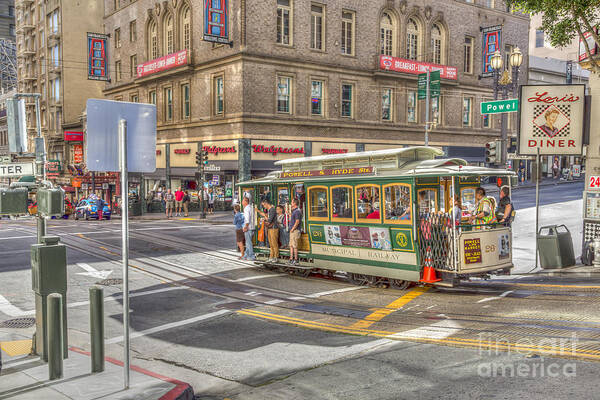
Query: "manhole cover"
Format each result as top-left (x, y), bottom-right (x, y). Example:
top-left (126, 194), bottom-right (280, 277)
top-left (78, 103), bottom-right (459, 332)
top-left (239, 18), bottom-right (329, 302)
top-left (0, 317), bottom-right (36, 328)
top-left (96, 278), bottom-right (123, 286)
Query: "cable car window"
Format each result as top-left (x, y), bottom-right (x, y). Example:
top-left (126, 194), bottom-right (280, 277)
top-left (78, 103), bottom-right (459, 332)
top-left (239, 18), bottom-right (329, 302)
top-left (259, 186), bottom-right (272, 204)
top-left (308, 186), bottom-right (328, 220)
top-left (418, 189), bottom-right (437, 213)
top-left (278, 187), bottom-right (289, 206)
top-left (356, 185), bottom-right (381, 222)
top-left (383, 184), bottom-right (411, 224)
top-left (331, 185), bottom-right (353, 221)
top-left (461, 187), bottom-right (476, 214)
top-left (242, 187), bottom-right (255, 203)
top-left (293, 184), bottom-right (305, 208)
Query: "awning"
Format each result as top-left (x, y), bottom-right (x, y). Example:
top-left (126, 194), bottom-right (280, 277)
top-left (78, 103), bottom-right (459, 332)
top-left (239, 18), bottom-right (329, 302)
top-left (18, 175), bottom-right (35, 183)
top-left (62, 186), bottom-right (76, 193)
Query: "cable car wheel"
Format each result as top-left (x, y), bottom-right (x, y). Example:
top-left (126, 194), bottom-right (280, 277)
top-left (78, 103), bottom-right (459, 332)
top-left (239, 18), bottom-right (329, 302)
top-left (348, 273), bottom-right (381, 287)
top-left (389, 279), bottom-right (411, 290)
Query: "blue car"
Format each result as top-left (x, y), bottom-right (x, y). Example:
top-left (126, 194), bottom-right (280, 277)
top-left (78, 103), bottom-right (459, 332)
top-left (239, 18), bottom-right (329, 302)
top-left (75, 198), bottom-right (111, 220)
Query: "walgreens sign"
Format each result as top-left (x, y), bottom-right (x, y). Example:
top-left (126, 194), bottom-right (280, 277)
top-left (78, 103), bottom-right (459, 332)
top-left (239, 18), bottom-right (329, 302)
top-left (380, 55), bottom-right (458, 80)
top-left (137, 49), bottom-right (189, 78)
top-left (252, 144), bottom-right (304, 156)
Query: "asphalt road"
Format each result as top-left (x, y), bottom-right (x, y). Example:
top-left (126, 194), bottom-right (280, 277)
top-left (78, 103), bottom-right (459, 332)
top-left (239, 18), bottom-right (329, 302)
top-left (511, 180), bottom-right (584, 209)
top-left (1, 203), bottom-right (599, 399)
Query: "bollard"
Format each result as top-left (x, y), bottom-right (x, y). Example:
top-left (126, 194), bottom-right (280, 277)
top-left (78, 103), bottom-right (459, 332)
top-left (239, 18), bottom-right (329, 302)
top-left (89, 286), bottom-right (105, 373)
top-left (47, 293), bottom-right (63, 380)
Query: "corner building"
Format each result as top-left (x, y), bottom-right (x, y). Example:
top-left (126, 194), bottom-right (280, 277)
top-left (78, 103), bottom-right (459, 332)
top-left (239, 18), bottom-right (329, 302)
top-left (103, 0), bottom-right (528, 207)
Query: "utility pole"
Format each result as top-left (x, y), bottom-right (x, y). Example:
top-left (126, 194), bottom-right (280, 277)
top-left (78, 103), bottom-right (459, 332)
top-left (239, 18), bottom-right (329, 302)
top-left (425, 70), bottom-right (430, 146)
top-left (196, 150), bottom-right (208, 219)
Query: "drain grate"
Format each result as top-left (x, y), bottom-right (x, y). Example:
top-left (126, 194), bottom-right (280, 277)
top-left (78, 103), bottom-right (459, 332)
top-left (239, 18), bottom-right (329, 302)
top-left (0, 317), bottom-right (36, 329)
top-left (96, 278), bottom-right (123, 286)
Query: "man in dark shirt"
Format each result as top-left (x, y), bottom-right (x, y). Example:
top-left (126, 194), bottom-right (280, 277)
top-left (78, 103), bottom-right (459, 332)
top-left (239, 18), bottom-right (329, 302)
top-left (288, 198), bottom-right (302, 265)
top-left (258, 198), bottom-right (279, 262)
top-left (497, 186), bottom-right (514, 226)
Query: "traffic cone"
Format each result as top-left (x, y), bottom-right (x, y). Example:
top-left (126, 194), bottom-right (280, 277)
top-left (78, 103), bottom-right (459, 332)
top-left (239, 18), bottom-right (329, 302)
top-left (420, 265), bottom-right (441, 283)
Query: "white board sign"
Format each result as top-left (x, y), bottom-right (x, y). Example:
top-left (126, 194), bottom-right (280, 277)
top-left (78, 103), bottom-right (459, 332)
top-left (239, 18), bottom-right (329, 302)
top-left (518, 85), bottom-right (585, 156)
top-left (0, 162), bottom-right (34, 177)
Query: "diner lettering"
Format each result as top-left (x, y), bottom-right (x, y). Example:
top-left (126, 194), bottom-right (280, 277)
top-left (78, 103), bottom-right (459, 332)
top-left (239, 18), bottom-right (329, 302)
top-left (527, 91), bottom-right (580, 104)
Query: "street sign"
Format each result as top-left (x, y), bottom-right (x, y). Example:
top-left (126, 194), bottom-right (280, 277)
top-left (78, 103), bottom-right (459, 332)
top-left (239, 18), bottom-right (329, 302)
top-left (480, 99), bottom-right (518, 115)
top-left (0, 162), bottom-right (34, 177)
top-left (430, 70), bottom-right (440, 99)
top-left (6, 98), bottom-right (28, 153)
top-left (418, 73), bottom-right (427, 100)
top-left (86, 99), bottom-right (157, 173)
top-left (204, 164), bottom-right (221, 172)
top-left (0, 155), bottom-right (11, 163)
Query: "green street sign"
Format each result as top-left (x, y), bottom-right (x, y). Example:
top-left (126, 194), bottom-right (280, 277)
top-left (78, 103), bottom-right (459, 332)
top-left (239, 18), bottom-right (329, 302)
top-left (417, 73), bottom-right (427, 100)
top-left (480, 99), bottom-right (519, 115)
top-left (430, 70), bottom-right (440, 99)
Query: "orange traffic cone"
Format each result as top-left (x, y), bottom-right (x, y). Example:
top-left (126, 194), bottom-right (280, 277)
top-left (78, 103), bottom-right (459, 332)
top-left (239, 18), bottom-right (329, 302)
top-left (420, 265), bottom-right (441, 283)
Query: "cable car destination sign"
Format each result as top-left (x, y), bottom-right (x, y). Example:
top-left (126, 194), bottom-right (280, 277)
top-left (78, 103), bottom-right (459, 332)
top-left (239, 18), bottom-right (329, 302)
top-left (281, 167), bottom-right (374, 179)
top-left (518, 84), bottom-right (585, 155)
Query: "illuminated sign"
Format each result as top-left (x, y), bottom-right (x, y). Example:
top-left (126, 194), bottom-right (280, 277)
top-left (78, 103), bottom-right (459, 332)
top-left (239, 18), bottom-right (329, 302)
top-left (73, 144), bottom-right (83, 164)
top-left (87, 32), bottom-right (109, 81)
top-left (46, 160), bottom-right (61, 177)
top-left (281, 167), bottom-right (374, 179)
top-left (481, 25), bottom-right (502, 78)
top-left (202, 145), bottom-right (236, 154)
top-left (204, 0), bottom-right (229, 44)
top-left (379, 55), bottom-right (457, 80)
top-left (174, 148), bottom-right (191, 154)
top-left (136, 49), bottom-right (189, 78)
top-left (252, 144), bottom-right (304, 156)
top-left (321, 148), bottom-right (349, 155)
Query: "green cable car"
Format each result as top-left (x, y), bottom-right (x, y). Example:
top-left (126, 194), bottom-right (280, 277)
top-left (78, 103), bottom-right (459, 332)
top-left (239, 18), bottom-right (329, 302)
top-left (238, 147), bottom-right (515, 288)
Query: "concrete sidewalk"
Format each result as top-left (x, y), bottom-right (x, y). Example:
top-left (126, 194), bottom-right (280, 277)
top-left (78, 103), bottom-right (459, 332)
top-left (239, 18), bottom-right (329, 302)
top-left (530, 264), bottom-right (600, 277)
top-left (118, 210), bottom-right (233, 224)
top-left (484, 176), bottom-right (583, 194)
top-left (0, 336), bottom-right (193, 400)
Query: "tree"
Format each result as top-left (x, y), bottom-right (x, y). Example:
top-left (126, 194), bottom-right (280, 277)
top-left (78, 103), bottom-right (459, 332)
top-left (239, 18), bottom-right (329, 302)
top-left (509, 0), bottom-right (600, 71)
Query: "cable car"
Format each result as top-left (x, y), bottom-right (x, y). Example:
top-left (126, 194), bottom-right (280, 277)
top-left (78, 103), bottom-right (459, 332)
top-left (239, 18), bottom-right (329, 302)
top-left (238, 147), bottom-right (515, 288)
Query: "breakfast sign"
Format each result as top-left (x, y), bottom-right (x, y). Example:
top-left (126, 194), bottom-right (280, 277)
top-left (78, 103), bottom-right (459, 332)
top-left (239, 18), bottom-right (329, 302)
top-left (518, 85), bottom-right (585, 156)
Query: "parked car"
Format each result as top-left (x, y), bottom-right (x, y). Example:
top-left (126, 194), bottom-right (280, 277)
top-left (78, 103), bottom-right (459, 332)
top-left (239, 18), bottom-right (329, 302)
top-left (74, 198), bottom-right (111, 220)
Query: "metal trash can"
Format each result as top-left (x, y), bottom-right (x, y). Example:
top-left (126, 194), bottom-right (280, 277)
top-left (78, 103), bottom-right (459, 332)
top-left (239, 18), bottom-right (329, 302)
top-left (537, 225), bottom-right (576, 269)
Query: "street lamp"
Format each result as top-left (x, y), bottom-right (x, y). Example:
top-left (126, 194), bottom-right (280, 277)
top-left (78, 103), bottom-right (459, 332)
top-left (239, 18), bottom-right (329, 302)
top-left (491, 47), bottom-right (522, 165)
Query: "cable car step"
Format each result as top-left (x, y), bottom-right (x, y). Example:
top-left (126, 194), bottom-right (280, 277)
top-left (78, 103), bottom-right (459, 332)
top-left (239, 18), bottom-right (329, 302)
top-left (254, 260), bottom-right (312, 270)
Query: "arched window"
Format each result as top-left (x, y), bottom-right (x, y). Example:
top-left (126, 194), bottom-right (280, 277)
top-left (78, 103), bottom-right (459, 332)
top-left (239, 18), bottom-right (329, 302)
top-left (148, 20), bottom-right (158, 59)
top-left (431, 23), bottom-right (445, 64)
top-left (180, 5), bottom-right (191, 50)
top-left (380, 12), bottom-right (395, 56)
top-left (164, 13), bottom-right (174, 55)
top-left (406, 18), bottom-right (420, 60)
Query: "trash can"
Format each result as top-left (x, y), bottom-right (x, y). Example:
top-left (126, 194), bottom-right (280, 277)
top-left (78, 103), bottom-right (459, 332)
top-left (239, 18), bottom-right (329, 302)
top-left (537, 225), bottom-right (576, 269)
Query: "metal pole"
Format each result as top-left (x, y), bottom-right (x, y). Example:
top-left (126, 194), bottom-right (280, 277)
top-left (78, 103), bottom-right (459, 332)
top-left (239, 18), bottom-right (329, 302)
top-left (425, 70), bottom-right (430, 146)
top-left (119, 119), bottom-right (130, 389)
top-left (451, 176), bottom-right (458, 270)
top-left (34, 95), bottom-right (46, 243)
top-left (535, 148), bottom-right (540, 270)
top-left (90, 286), bottom-right (105, 373)
top-left (47, 293), bottom-right (63, 380)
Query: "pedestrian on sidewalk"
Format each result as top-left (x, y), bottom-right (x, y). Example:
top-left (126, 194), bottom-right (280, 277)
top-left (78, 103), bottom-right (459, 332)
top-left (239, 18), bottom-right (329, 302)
top-left (208, 188), bottom-right (215, 214)
top-left (182, 190), bottom-right (190, 217)
top-left (242, 197), bottom-right (256, 261)
top-left (258, 198), bottom-right (279, 262)
top-left (146, 190), bottom-right (154, 213)
top-left (518, 161), bottom-right (526, 184)
top-left (175, 187), bottom-right (184, 217)
top-left (233, 204), bottom-right (245, 259)
top-left (552, 157), bottom-right (559, 179)
top-left (164, 189), bottom-right (175, 219)
top-left (288, 198), bottom-right (302, 265)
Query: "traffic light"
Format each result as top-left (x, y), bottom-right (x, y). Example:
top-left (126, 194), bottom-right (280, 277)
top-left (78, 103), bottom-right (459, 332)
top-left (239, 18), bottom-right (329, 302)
top-left (202, 150), bottom-right (209, 165)
top-left (195, 151), bottom-right (202, 166)
top-left (508, 137), bottom-right (518, 153)
top-left (485, 140), bottom-right (501, 165)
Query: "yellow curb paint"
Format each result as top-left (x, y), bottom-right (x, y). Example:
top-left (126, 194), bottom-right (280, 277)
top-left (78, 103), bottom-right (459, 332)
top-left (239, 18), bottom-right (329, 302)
top-left (178, 218), bottom-right (196, 221)
top-left (349, 286), bottom-right (430, 330)
top-left (0, 339), bottom-right (32, 357)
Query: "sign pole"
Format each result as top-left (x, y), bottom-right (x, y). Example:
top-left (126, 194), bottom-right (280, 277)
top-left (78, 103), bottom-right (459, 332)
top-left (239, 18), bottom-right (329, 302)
top-left (425, 70), bottom-right (430, 146)
top-left (535, 147), bottom-right (540, 270)
top-left (119, 119), bottom-right (130, 389)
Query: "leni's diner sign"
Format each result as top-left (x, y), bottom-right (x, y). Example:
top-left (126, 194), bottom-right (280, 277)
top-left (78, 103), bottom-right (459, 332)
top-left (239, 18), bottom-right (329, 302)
top-left (518, 85), bottom-right (585, 156)
top-left (281, 167), bottom-right (373, 179)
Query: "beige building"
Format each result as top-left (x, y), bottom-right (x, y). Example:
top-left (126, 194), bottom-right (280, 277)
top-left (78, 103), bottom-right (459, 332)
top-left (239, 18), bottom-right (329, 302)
top-left (103, 0), bottom-right (529, 206)
top-left (0, 0), bottom-right (15, 41)
top-left (14, 0), bottom-right (104, 187)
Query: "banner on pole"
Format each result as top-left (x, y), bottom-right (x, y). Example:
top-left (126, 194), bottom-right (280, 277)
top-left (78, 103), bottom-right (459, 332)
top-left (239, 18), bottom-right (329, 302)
top-left (481, 25), bottom-right (502, 78)
top-left (203, 0), bottom-right (229, 44)
top-left (87, 33), bottom-right (109, 81)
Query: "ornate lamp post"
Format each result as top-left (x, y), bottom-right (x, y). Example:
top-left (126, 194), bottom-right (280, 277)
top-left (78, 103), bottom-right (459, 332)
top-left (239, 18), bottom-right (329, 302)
top-left (491, 47), bottom-right (523, 165)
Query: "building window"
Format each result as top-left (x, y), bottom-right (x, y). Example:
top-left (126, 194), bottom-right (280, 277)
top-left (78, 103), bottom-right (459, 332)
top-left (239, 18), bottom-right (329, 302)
top-left (9, 24), bottom-right (14, 36)
top-left (341, 10), bottom-right (354, 55)
top-left (214, 76), bottom-right (224, 115)
top-left (164, 87), bottom-right (172, 121)
top-left (535, 30), bottom-right (544, 48)
top-left (48, 10), bottom-right (59, 34)
top-left (182, 83), bottom-right (190, 118)
top-left (407, 91), bottom-right (417, 123)
top-left (115, 60), bottom-right (121, 81)
top-left (130, 20), bottom-right (137, 41)
top-left (482, 103), bottom-right (492, 128)
top-left (51, 78), bottom-right (60, 102)
top-left (39, 29), bottom-right (44, 47)
top-left (130, 54), bottom-right (137, 78)
top-left (149, 90), bottom-right (156, 105)
top-left (130, 94), bottom-right (139, 102)
top-left (114, 28), bottom-right (121, 48)
top-left (164, 13), bottom-right (174, 54)
top-left (406, 18), bottom-right (420, 60)
top-left (463, 97), bottom-right (473, 127)
top-left (310, 4), bottom-right (324, 50)
top-left (432, 97), bottom-right (441, 125)
top-left (181, 5), bottom-right (191, 50)
top-left (8, 6), bottom-right (14, 16)
top-left (380, 11), bottom-right (395, 56)
top-left (51, 44), bottom-right (59, 67)
top-left (484, 0), bottom-right (494, 8)
top-left (504, 44), bottom-right (513, 70)
top-left (341, 83), bottom-right (353, 118)
top-left (277, 76), bottom-right (291, 113)
top-left (310, 80), bottom-right (323, 116)
top-left (148, 20), bottom-right (158, 59)
top-left (277, 0), bottom-right (292, 45)
top-left (431, 23), bottom-right (445, 64)
top-left (382, 88), bottom-right (393, 121)
top-left (114, 0), bottom-right (120, 10)
top-left (464, 36), bottom-right (473, 74)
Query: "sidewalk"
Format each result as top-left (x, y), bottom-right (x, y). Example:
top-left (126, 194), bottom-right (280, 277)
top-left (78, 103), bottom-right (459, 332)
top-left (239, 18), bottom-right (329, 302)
top-left (484, 176), bottom-right (583, 194)
top-left (118, 211), bottom-right (232, 224)
top-left (0, 334), bottom-right (194, 400)
top-left (530, 264), bottom-right (600, 277)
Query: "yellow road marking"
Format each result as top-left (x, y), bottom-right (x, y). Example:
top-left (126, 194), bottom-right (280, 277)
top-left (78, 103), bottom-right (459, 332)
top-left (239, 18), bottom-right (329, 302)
top-left (349, 287), bottom-right (430, 330)
top-left (77, 234), bottom-right (85, 238)
top-left (238, 309), bottom-right (600, 360)
top-left (178, 218), bottom-right (196, 221)
top-left (0, 339), bottom-right (32, 356)
top-left (99, 246), bottom-right (119, 256)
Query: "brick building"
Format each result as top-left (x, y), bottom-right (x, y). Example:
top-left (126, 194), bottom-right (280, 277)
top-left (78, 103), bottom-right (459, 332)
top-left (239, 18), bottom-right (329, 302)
top-left (103, 0), bottom-right (529, 206)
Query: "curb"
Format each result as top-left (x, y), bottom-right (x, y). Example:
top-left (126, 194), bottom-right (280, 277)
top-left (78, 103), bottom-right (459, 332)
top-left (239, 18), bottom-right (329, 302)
top-left (69, 347), bottom-right (194, 400)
